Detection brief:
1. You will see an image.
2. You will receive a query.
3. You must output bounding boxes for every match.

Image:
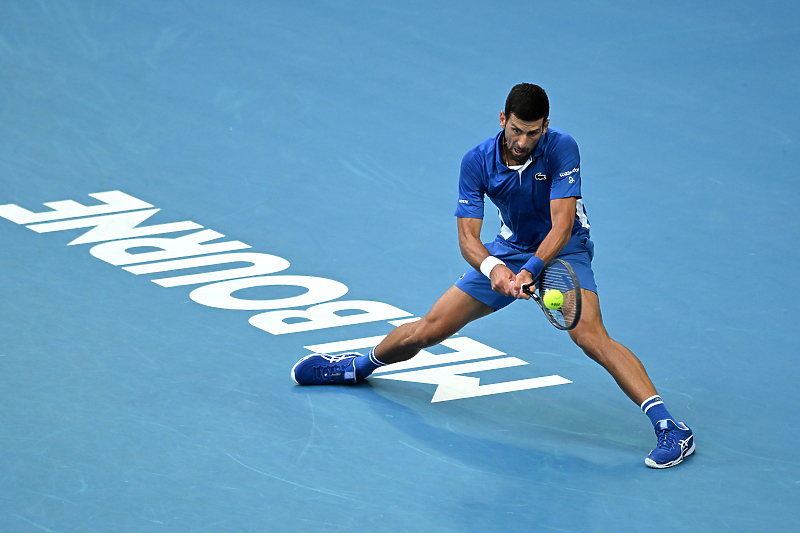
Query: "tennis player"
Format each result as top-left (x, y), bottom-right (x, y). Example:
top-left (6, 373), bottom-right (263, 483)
top-left (291, 83), bottom-right (694, 469)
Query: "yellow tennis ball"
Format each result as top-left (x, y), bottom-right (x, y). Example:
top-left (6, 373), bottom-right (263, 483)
top-left (543, 289), bottom-right (563, 309)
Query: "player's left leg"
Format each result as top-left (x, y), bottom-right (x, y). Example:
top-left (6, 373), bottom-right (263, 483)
top-left (567, 289), bottom-right (656, 404)
top-left (568, 289), bottom-right (694, 468)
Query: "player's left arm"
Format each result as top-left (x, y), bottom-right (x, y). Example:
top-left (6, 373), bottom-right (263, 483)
top-left (514, 196), bottom-right (576, 298)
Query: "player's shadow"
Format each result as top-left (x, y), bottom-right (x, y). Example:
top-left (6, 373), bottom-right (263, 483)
top-left (289, 374), bottom-right (648, 479)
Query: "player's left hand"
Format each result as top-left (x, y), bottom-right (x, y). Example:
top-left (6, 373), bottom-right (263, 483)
top-left (513, 270), bottom-right (534, 299)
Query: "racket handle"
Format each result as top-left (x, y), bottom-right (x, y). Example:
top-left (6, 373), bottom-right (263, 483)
top-left (521, 282), bottom-right (535, 296)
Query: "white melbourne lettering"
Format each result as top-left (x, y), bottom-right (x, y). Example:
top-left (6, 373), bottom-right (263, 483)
top-left (29, 209), bottom-right (202, 245)
top-left (0, 191), bottom-right (151, 224)
top-left (458, 199), bottom-right (469, 204)
top-left (250, 301), bottom-right (412, 335)
top-left (90, 229), bottom-right (250, 265)
top-left (306, 335), bottom-right (571, 402)
top-left (189, 275), bottom-right (349, 311)
top-left (125, 252), bottom-right (291, 287)
top-left (0, 190), bottom-right (572, 402)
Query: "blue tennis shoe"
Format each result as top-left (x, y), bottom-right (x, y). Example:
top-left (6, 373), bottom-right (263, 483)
top-left (645, 419), bottom-right (695, 468)
top-left (291, 353), bottom-right (360, 385)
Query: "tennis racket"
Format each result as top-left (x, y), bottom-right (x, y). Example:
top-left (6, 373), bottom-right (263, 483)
top-left (521, 258), bottom-right (582, 330)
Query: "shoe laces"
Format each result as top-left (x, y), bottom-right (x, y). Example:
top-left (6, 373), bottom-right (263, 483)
top-left (655, 425), bottom-right (677, 450)
top-left (318, 353), bottom-right (355, 364)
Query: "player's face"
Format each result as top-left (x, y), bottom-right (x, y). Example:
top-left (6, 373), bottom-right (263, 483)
top-left (500, 113), bottom-right (549, 165)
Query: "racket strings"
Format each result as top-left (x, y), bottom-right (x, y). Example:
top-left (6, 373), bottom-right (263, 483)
top-left (539, 264), bottom-right (578, 327)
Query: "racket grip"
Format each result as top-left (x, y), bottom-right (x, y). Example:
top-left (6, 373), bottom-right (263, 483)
top-left (521, 282), bottom-right (534, 296)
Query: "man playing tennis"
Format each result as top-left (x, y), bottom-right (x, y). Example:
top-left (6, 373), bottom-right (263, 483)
top-left (291, 83), bottom-right (694, 469)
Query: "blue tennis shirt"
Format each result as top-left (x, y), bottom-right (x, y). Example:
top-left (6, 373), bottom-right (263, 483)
top-left (455, 126), bottom-right (591, 253)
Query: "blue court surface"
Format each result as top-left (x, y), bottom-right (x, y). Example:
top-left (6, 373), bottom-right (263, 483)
top-left (2, 1), bottom-right (799, 532)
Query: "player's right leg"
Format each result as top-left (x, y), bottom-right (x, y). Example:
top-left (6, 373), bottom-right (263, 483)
top-left (373, 285), bottom-right (495, 365)
top-left (291, 285), bottom-right (494, 385)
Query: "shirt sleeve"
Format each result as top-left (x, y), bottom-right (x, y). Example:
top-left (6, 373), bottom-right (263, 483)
top-left (454, 148), bottom-right (486, 219)
top-left (548, 133), bottom-right (582, 200)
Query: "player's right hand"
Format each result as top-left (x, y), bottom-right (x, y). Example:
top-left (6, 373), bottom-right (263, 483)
top-left (489, 264), bottom-right (518, 297)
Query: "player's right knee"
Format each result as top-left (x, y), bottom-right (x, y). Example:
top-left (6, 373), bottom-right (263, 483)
top-left (407, 319), bottom-right (450, 350)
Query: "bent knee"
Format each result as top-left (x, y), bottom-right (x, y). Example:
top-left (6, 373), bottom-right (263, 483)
top-left (569, 324), bottom-right (610, 357)
top-left (571, 332), bottom-right (597, 355)
top-left (406, 318), bottom-right (454, 349)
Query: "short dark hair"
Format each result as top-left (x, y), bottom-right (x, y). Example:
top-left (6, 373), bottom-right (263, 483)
top-left (504, 83), bottom-right (549, 123)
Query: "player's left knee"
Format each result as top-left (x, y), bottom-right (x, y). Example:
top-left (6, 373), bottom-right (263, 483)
top-left (570, 331), bottom-right (594, 354)
top-left (569, 323), bottom-right (609, 355)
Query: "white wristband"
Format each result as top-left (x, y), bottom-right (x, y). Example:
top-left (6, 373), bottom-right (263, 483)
top-left (479, 256), bottom-right (505, 278)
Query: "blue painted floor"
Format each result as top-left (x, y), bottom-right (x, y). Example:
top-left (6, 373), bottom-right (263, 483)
top-left (2, 1), bottom-right (799, 531)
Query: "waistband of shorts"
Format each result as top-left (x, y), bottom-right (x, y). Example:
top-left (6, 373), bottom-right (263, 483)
top-left (492, 229), bottom-right (590, 255)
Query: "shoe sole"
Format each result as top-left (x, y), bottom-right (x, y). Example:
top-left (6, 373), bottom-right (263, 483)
top-left (645, 440), bottom-right (695, 469)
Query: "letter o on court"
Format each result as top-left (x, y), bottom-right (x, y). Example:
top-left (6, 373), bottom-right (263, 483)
top-left (189, 275), bottom-right (349, 310)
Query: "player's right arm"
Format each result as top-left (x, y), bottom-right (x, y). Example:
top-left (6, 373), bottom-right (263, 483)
top-left (457, 217), bottom-right (517, 297)
top-left (456, 144), bottom-right (517, 297)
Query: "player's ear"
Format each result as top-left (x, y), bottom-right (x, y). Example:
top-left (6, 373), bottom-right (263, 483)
top-left (500, 112), bottom-right (507, 128)
top-left (542, 118), bottom-right (550, 133)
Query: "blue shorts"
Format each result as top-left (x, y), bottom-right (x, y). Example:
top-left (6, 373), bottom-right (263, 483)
top-left (455, 234), bottom-right (597, 311)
